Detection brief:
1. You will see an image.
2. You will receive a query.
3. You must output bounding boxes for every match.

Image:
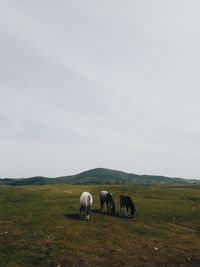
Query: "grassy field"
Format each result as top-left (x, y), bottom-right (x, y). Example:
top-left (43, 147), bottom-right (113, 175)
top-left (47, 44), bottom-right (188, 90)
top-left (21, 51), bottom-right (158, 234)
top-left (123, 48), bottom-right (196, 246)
top-left (0, 184), bottom-right (200, 266)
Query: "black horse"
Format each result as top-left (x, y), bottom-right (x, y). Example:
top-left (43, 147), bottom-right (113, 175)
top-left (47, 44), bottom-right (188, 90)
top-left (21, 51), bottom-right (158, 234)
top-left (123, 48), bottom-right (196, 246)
top-left (120, 195), bottom-right (135, 218)
top-left (100, 190), bottom-right (115, 215)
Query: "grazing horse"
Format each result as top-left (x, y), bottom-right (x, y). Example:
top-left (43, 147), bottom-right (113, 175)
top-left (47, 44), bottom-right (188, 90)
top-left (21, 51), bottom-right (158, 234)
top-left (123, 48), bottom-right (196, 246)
top-left (120, 195), bottom-right (135, 218)
top-left (80, 192), bottom-right (93, 220)
top-left (100, 190), bottom-right (115, 215)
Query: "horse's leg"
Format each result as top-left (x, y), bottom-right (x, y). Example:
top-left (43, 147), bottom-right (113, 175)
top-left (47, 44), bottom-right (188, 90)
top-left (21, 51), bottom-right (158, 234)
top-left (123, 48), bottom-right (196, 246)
top-left (81, 205), bottom-right (86, 220)
top-left (127, 206), bottom-right (130, 217)
top-left (100, 201), bottom-right (102, 212)
top-left (122, 205), bottom-right (125, 215)
top-left (129, 207), bottom-right (132, 217)
top-left (120, 204), bottom-right (123, 215)
top-left (86, 206), bottom-right (90, 220)
top-left (80, 205), bottom-right (83, 219)
top-left (127, 206), bottom-right (129, 217)
top-left (124, 206), bottom-right (127, 216)
top-left (121, 205), bottom-right (126, 216)
top-left (100, 200), bottom-right (104, 213)
top-left (84, 206), bottom-right (87, 219)
top-left (108, 203), bottom-right (111, 214)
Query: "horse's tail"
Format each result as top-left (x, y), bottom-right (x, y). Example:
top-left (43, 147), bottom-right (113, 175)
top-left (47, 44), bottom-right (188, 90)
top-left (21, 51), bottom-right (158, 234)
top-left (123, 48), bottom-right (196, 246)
top-left (87, 194), bottom-right (92, 207)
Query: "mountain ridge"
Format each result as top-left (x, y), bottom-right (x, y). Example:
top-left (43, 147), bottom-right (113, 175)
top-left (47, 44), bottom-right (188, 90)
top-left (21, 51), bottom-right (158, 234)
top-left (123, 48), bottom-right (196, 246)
top-left (0, 168), bottom-right (199, 186)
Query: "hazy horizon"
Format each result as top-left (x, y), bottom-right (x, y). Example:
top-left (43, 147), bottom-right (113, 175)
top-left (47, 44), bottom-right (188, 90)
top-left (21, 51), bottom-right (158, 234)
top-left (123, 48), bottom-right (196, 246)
top-left (1, 166), bottom-right (200, 180)
top-left (1, 1), bottom-right (200, 179)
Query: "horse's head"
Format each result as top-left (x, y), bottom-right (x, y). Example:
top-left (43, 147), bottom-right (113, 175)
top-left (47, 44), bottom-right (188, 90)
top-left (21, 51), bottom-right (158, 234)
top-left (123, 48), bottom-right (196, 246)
top-left (130, 205), bottom-right (136, 219)
top-left (110, 203), bottom-right (116, 215)
top-left (107, 193), bottom-right (116, 215)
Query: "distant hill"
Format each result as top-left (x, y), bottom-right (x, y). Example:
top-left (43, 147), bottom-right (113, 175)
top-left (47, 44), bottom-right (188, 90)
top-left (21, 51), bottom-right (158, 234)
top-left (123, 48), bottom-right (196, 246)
top-left (0, 168), bottom-right (199, 186)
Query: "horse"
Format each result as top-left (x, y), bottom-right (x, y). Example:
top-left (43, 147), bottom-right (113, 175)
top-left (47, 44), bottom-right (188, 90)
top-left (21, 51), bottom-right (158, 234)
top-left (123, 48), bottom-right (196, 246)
top-left (80, 192), bottom-right (93, 220)
top-left (100, 190), bottom-right (116, 215)
top-left (120, 195), bottom-right (135, 218)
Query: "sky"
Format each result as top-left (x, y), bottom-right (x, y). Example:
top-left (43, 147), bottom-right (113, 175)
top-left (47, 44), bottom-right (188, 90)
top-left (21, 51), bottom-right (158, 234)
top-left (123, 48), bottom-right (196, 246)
top-left (1, 1), bottom-right (200, 179)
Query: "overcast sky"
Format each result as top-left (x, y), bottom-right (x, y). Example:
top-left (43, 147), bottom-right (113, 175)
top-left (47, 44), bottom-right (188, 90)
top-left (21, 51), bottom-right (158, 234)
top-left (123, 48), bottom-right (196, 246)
top-left (1, 1), bottom-right (200, 179)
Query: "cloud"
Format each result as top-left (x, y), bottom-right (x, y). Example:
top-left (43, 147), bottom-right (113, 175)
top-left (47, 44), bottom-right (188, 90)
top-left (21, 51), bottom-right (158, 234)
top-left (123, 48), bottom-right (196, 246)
top-left (0, 0), bottom-right (200, 178)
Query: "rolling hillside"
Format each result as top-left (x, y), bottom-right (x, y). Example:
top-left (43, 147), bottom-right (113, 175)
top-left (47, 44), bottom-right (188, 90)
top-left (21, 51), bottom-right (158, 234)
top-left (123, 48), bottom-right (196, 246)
top-left (0, 168), bottom-right (200, 186)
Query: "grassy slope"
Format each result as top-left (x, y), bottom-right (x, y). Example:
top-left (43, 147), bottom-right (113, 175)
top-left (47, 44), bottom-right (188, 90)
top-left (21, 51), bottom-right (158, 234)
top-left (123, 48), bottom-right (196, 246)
top-left (1, 168), bottom-right (199, 186)
top-left (0, 184), bottom-right (200, 266)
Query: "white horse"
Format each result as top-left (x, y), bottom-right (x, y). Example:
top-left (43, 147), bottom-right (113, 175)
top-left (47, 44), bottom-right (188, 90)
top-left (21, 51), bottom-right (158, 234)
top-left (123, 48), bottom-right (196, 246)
top-left (80, 192), bottom-right (93, 220)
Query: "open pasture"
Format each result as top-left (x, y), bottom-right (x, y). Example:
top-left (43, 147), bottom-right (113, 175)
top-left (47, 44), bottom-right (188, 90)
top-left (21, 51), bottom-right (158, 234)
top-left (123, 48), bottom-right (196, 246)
top-left (0, 184), bottom-right (200, 266)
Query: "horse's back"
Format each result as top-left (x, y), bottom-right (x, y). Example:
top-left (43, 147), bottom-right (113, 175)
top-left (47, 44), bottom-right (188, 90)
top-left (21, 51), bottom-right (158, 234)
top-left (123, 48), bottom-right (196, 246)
top-left (100, 190), bottom-right (108, 202)
top-left (120, 195), bottom-right (133, 206)
top-left (80, 192), bottom-right (93, 206)
top-left (100, 190), bottom-right (108, 196)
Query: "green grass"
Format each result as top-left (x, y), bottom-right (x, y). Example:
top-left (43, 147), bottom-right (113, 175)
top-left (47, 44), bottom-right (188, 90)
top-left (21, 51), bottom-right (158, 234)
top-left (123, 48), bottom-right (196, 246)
top-left (0, 184), bottom-right (200, 266)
